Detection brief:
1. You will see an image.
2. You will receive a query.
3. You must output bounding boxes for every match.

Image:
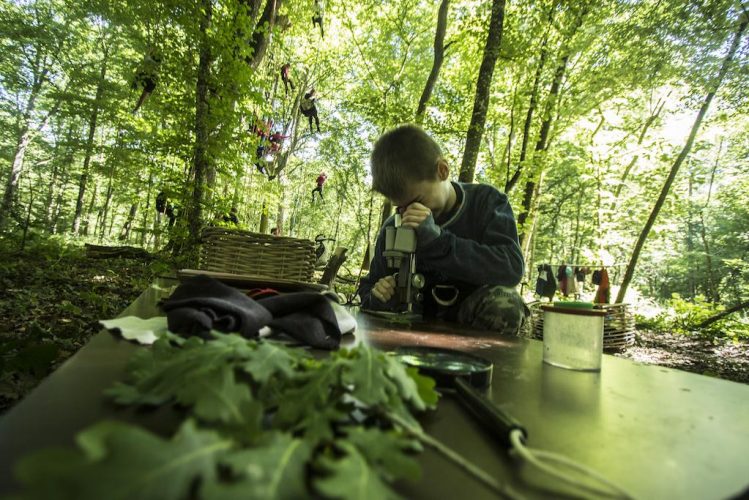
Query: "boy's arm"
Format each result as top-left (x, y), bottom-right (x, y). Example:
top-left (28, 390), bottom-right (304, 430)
top-left (358, 227), bottom-right (398, 311)
top-left (416, 190), bottom-right (524, 287)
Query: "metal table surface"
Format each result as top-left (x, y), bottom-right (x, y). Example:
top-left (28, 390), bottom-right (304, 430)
top-left (1, 280), bottom-right (748, 499)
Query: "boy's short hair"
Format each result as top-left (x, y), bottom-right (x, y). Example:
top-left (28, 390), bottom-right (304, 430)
top-left (370, 124), bottom-right (442, 200)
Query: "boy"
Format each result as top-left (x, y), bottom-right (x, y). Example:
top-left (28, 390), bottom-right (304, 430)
top-left (358, 125), bottom-right (528, 335)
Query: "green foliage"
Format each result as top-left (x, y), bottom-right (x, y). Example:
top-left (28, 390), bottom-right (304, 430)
top-left (16, 419), bottom-right (231, 500)
top-left (15, 334), bottom-right (440, 499)
top-left (0, 242), bottom-right (171, 412)
top-left (636, 293), bottom-right (749, 341)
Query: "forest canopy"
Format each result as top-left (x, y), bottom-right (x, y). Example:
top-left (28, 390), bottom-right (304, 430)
top-left (1, 0), bottom-right (748, 328)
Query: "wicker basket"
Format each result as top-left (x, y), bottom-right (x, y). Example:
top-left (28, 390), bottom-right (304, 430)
top-left (528, 301), bottom-right (636, 351)
top-left (198, 228), bottom-right (316, 282)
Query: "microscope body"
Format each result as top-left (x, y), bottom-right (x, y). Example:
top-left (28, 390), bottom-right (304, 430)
top-left (383, 214), bottom-right (425, 313)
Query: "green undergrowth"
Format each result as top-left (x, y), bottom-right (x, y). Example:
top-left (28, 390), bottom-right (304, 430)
top-left (635, 293), bottom-right (749, 343)
top-left (0, 235), bottom-right (173, 413)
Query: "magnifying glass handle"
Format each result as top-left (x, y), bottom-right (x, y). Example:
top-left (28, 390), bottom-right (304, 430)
top-left (455, 377), bottom-right (528, 450)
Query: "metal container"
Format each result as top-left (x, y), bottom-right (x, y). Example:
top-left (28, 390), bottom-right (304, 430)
top-left (541, 304), bottom-right (607, 371)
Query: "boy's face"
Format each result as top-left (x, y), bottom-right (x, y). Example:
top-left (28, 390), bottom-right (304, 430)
top-left (390, 160), bottom-right (454, 220)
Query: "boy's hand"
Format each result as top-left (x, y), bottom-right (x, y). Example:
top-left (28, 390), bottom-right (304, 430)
top-left (400, 202), bottom-right (431, 228)
top-left (371, 275), bottom-right (397, 303)
top-left (401, 202), bottom-right (442, 246)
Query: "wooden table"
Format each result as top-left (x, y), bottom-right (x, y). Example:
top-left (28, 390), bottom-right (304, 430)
top-left (1, 279), bottom-right (748, 499)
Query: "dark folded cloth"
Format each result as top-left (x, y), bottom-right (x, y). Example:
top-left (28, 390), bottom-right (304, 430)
top-left (259, 292), bottom-right (342, 350)
top-left (161, 275), bottom-right (272, 339)
top-left (161, 275), bottom-right (344, 349)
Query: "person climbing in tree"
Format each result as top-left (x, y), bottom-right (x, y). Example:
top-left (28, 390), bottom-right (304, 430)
top-left (312, 0), bottom-right (324, 38)
top-left (165, 202), bottom-right (177, 227)
top-left (251, 116), bottom-right (272, 140)
top-left (312, 172), bottom-right (327, 202)
top-left (300, 88), bottom-right (321, 133)
top-left (280, 63), bottom-right (295, 96)
top-left (155, 191), bottom-right (168, 223)
top-left (268, 130), bottom-right (289, 153)
top-left (132, 47), bottom-right (162, 113)
top-left (252, 116), bottom-right (275, 175)
top-left (255, 142), bottom-right (269, 176)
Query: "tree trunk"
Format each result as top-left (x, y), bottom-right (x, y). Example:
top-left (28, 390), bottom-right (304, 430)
top-left (188, 0), bottom-right (213, 245)
top-left (99, 160), bottom-right (116, 241)
top-left (247, 0), bottom-right (282, 69)
top-left (505, 3), bottom-right (556, 193)
top-left (415, 0), bottom-right (450, 125)
top-left (516, 53), bottom-right (569, 242)
top-left (700, 139), bottom-right (722, 302)
top-left (267, 89), bottom-right (303, 181)
top-left (458, 0), bottom-right (507, 183)
top-left (50, 165), bottom-right (70, 234)
top-left (141, 170), bottom-right (154, 246)
top-left (72, 46), bottom-right (109, 235)
top-left (699, 211), bottom-right (719, 302)
top-left (697, 300), bottom-right (749, 329)
top-left (1, 106), bottom-right (59, 228)
top-left (20, 180), bottom-right (36, 251)
top-left (275, 201), bottom-right (284, 234)
top-left (81, 181), bottom-right (97, 237)
top-left (0, 53), bottom-right (51, 227)
top-left (687, 169), bottom-right (696, 296)
top-left (616, 16), bottom-right (747, 304)
top-left (259, 201), bottom-right (269, 233)
top-left (516, 5), bottom-right (589, 244)
top-left (2, 127), bottom-right (31, 220)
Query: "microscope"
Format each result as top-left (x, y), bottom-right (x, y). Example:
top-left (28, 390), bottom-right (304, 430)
top-left (383, 213), bottom-right (425, 314)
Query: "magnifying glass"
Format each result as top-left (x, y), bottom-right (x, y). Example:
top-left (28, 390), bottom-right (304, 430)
top-left (393, 346), bottom-right (527, 449)
top-left (394, 346), bottom-right (634, 499)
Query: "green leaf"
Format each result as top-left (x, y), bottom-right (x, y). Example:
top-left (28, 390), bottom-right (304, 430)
top-left (343, 427), bottom-right (422, 482)
top-left (105, 336), bottom-right (256, 425)
top-left (202, 433), bottom-right (312, 500)
top-left (340, 346), bottom-right (396, 407)
top-left (174, 365), bottom-right (254, 424)
top-left (99, 316), bottom-right (168, 345)
top-left (314, 442), bottom-right (402, 500)
top-left (15, 420), bottom-right (231, 500)
top-left (274, 361), bottom-right (343, 433)
top-left (239, 341), bottom-right (306, 384)
top-left (384, 357), bottom-right (440, 411)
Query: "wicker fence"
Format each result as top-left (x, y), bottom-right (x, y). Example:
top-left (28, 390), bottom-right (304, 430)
top-left (528, 302), bottom-right (636, 351)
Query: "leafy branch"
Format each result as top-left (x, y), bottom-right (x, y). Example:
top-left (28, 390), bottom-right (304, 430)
top-left (12, 334), bottom-right (429, 499)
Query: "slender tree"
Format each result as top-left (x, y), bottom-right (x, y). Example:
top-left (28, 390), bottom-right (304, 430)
top-left (415, 0), bottom-right (451, 125)
top-left (72, 41), bottom-right (109, 234)
top-left (187, 0), bottom-right (213, 244)
top-left (505, 2), bottom-right (557, 193)
top-left (616, 13), bottom-right (747, 303)
top-left (458, 0), bottom-right (507, 183)
top-left (517, 4), bottom-right (588, 247)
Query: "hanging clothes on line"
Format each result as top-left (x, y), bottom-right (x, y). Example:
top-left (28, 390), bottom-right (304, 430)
top-left (535, 265), bottom-right (547, 296)
top-left (594, 268), bottom-right (610, 304)
top-left (557, 265), bottom-right (569, 296)
top-left (536, 264), bottom-right (557, 302)
top-left (567, 267), bottom-right (579, 298)
top-left (575, 266), bottom-right (586, 283)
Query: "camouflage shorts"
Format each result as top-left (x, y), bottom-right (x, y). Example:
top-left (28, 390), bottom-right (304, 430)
top-left (456, 285), bottom-right (530, 336)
